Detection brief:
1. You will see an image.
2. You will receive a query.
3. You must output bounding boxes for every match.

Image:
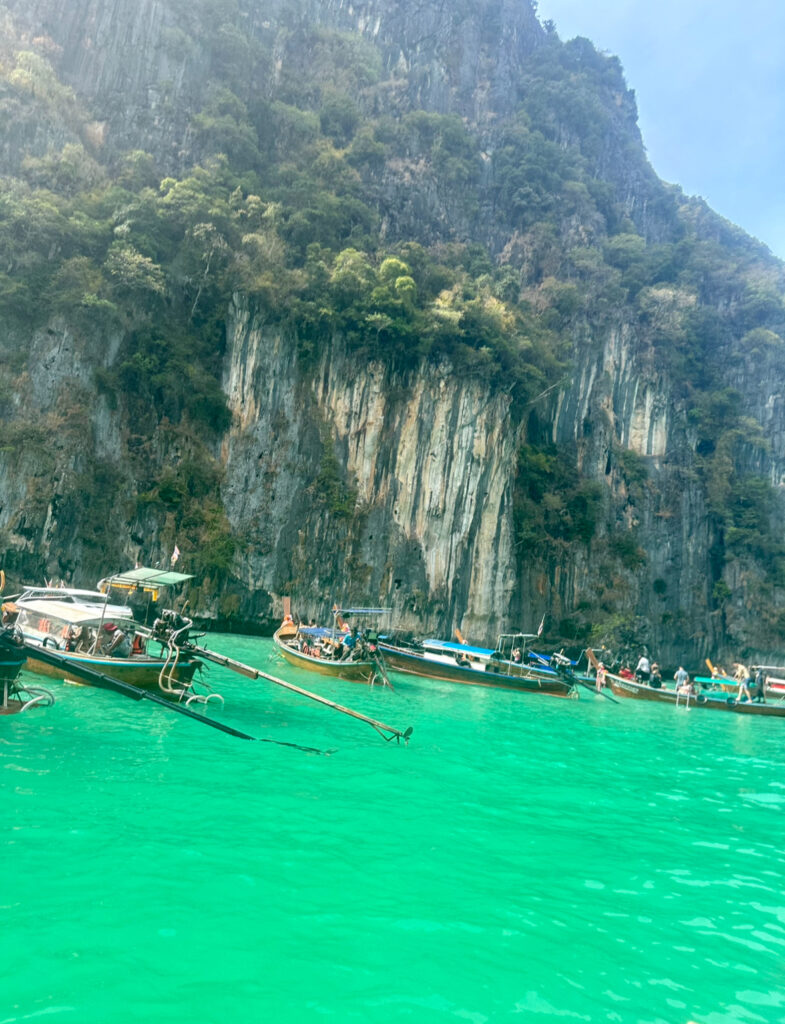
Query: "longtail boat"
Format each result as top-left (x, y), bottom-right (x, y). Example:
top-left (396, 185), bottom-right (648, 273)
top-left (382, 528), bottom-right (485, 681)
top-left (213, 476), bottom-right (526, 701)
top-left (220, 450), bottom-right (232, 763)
top-left (378, 632), bottom-right (579, 698)
top-left (2, 568), bottom-right (203, 697)
top-left (608, 672), bottom-right (785, 717)
top-left (699, 658), bottom-right (785, 700)
top-left (273, 603), bottom-right (390, 684)
top-left (750, 664), bottom-right (785, 700)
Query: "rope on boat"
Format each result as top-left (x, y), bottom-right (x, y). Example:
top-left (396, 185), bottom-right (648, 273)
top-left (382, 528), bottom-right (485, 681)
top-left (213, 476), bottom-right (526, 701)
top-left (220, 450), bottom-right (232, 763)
top-left (189, 644), bottom-right (413, 745)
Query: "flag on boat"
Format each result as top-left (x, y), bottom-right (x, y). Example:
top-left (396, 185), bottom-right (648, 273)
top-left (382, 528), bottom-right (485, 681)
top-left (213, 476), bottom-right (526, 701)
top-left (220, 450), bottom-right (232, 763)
top-left (171, 544), bottom-right (181, 566)
top-left (537, 615), bottom-right (545, 637)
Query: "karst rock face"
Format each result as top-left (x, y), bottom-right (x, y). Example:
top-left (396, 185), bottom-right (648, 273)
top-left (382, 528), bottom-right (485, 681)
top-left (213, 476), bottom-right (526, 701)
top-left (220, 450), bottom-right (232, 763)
top-left (1, 0), bottom-right (784, 664)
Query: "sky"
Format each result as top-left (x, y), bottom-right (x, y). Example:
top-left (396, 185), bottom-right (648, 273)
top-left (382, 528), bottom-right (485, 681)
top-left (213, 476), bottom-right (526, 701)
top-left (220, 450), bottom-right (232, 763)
top-left (535, 0), bottom-right (785, 260)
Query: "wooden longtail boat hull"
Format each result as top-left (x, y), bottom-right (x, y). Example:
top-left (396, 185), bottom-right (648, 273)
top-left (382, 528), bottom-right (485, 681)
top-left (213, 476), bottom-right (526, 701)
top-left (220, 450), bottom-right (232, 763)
top-left (378, 643), bottom-right (576, 697)
top-left (273, 629), bottom-right (376, 683)
top-left (24, 648), bottom-right (199, 690)
top-left (609, 675), bottom-right (785, 717)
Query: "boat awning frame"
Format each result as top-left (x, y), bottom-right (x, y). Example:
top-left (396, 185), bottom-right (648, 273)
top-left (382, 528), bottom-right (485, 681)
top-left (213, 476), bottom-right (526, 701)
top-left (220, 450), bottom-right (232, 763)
top-left (99, 567), bottom-right (194, 595)
top-left (334, 607), bottom-right (391, 616)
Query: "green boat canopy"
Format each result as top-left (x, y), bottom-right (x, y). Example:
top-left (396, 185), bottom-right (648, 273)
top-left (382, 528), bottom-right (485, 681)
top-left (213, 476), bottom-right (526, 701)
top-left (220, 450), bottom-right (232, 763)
top-left (99, 567), bottom-right (194, 595)
top-left (334, 607), bottom-right (391, 616)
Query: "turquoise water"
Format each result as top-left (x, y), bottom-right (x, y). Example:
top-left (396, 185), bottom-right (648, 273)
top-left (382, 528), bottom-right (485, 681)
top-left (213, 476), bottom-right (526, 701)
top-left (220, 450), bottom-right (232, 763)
top-left (3, 635), bottom-right (785, 1024)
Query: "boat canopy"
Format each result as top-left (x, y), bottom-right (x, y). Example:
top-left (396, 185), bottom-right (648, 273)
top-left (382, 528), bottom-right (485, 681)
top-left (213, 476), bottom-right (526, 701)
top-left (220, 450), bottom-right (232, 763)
top-left (528, 649), bottom-right (578, 667)
top-left (334, 607), bottom-right (390, 616)
top-left (422, 638), bottom-right (494, 658)
top-left (99, 567), bottom-right (194, 597)
top-left (16, 598), bottom-right (134, 625)
top-left (17, 586), bottom-right (118, 604)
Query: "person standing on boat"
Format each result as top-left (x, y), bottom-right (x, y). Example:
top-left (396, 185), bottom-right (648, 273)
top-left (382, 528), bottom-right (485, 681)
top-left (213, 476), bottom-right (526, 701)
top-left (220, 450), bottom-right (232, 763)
top-left (635, 654), bottom-right (651, 684)
top-left (674, 666), bottom-right (690, 692)
top-left (752, 667), bottom-right (766, 703)
top-left (733, 662), bottom-right (752, 702)
top-left (595, 662), bottom-right (607, 692)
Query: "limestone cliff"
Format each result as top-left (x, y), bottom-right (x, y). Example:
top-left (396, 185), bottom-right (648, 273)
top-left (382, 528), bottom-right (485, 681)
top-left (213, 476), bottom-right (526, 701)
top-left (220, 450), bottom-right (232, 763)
top-left (1, 0), bottom-right (785, 667)
top-left (221, 298), bottom-right (518, 641)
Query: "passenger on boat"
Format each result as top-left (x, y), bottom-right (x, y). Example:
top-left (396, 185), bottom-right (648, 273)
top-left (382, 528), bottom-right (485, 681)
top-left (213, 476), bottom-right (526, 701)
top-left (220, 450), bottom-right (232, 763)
top-left (340, 629), bottom-right (359, 661)
top-left (595, 662), bottom-right (606, 692)
top-left (618, 666), bottom-right (635, 680)
top-left (511, 647), bottom-right (522, 664)
top-left (64, 625), bottom-right (81, 652)
top-left (77, 626), bottom-right (96, 653)
top-left (650, 663), bottom-right (662, 689)
top-left (329, 638), bottom-right (344, 660)
top-left (635, 654), bottom-right (651, 683)
top-left (752, 667), bottom-right (767, 703)
top-left (674, 666), bottom-right (691, 694)
top-left (733, 662), bottom-right (752, 702)
top-left (102, 623), bottom-right (131, 658)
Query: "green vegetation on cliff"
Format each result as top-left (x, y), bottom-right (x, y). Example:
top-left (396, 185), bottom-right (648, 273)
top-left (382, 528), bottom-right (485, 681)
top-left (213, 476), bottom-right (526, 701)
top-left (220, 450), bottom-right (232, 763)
top-left (0, 0), bottom-right (784, 652)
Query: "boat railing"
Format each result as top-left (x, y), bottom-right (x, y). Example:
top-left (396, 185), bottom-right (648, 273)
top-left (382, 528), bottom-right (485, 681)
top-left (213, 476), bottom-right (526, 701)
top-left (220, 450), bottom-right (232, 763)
top-left (18, 687), bottom-right (56, 710)
top-left (3, 681), bottom-right (55, 711)
top-left (135, 613), bottom-right (226, 706)
top-left (185, 691), bottom-right (224, 710)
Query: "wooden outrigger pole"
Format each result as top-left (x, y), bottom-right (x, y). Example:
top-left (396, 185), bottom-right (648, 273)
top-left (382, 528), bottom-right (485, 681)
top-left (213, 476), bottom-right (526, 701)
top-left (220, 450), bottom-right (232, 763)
top-left (21, 639), bottom-right (256, 739)
top-left (189, 643), bottom-right (413, 744)
top-left (20, 640), bottom-right (332, 751)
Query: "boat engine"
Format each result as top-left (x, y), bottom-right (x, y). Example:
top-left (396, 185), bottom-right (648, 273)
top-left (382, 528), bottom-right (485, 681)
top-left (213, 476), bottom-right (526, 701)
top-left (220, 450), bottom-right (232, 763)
top-left (151, 609), bottom-right (192, 647)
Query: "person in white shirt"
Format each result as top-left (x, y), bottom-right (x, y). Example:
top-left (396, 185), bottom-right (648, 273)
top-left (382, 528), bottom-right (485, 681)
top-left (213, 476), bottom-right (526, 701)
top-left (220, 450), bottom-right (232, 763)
top-left (635, 654), bottom-right (651, 683)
